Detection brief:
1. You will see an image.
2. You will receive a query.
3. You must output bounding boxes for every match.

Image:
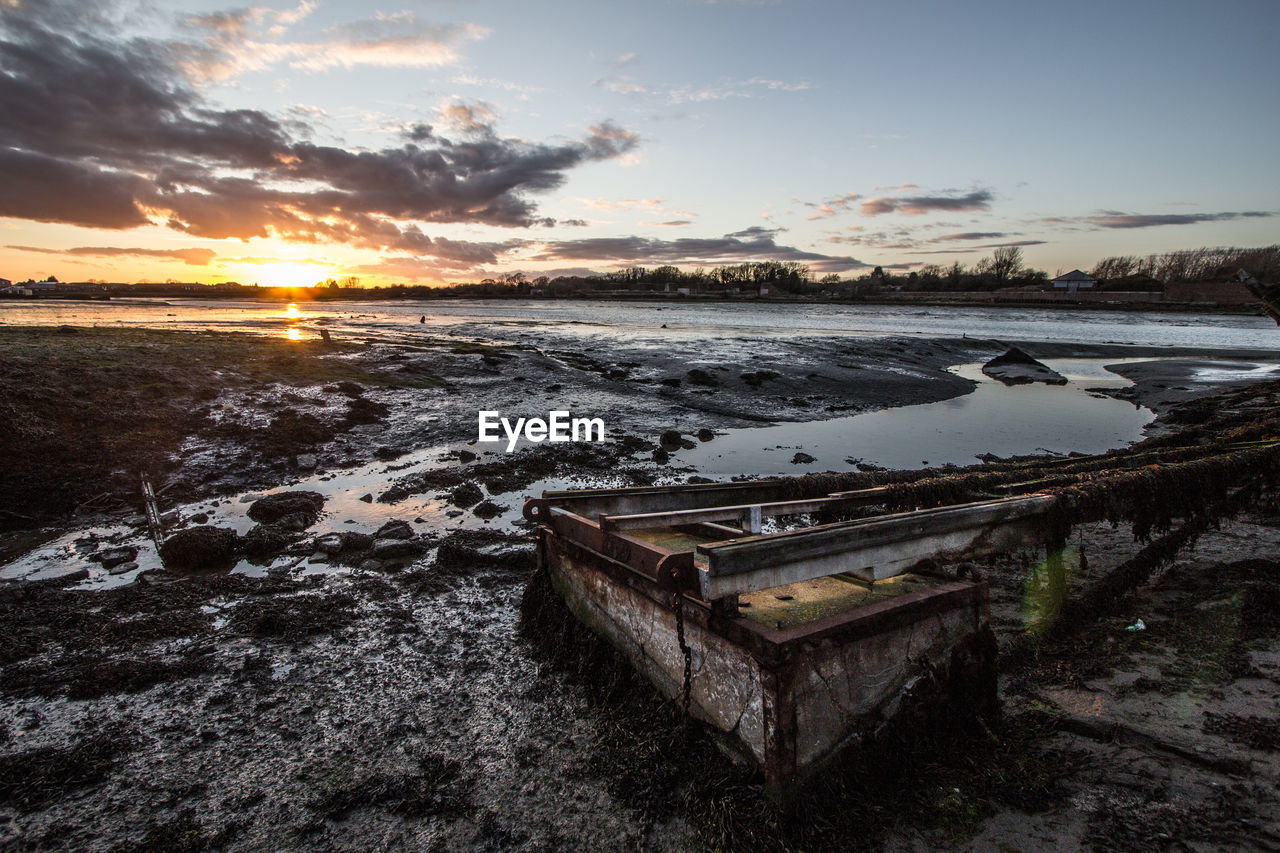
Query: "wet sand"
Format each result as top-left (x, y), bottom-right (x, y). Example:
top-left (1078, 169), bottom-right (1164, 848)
top-left (3, 323), bottom-right (1280, 850)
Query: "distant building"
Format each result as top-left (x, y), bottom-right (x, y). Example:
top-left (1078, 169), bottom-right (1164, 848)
top-left (1052, 270), bottom-right (1098, 292)
top-left (27, 280), bottom-right (58, 291)
top-left (0, 278), bottom-right (10, 288)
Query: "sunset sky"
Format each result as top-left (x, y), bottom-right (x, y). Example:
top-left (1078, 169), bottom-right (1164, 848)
top-left (1, 0), bottom-right (1276, 287)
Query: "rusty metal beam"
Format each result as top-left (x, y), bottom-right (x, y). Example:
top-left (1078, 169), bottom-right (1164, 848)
top-left (696, 494), bottom-right (1057, 598)
top-left (597, 487), bottom-right (892, 532)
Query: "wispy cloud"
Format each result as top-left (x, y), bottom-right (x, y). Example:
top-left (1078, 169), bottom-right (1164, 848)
top-left (860, 188), bottom-right (994, 217)
top-left (593, 74), bottom-right (810, 104)
top-left (534, 227), bottom-right (866, 273)
top-left (177, 7), bottom-right (489, 80)
top-left (1078, 210), bottom-right (1273, 229)
top-left (803, 192), bottom-right (861, 220)
top-left (8, 245), bottom-right (217, 265)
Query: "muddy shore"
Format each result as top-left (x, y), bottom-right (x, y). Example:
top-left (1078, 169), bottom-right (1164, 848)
top-left (2, 324), bottom-right (1280, 850)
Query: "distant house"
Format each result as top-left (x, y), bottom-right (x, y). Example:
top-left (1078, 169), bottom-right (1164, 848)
top-left (27, 280), bottom-right (58, 291)
top-left (0, 278), bottom-right (11, 289)
top-left (1052, 270), bottom-right (1098, 292)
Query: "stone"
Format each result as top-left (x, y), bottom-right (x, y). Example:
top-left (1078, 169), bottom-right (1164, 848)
top-left (449, 482), bottom-right (484, 509)
top-left (108, 561), bottom-right (139, 576)
top-left (242, 524), bottom-right (298, 560)
top-left (458, 449), bottom-right (477, 463)
top-left (92, 545), bottom-right (138, 569)
top-left (159, 526), bottom-right (239, 572)
top-left (372, 538), bottom-right (429, 560)
top-left (358, 493), bottom-right (373, 503)
top-left (374, 519), bottom-right (414, 540)
top-left (791, 452), bottom-right (816, 465)
top-left (659, 430), bottom-right (682, 449)
top-left (697, 428), bottom-right (715, 442)
top-left (314, 533), bottom-right (345, 555)
top-left (296, 453), bottom-right (318, 470)
top-left (247, 491), bottom-right (325, 525)
top-left (472, 500), bottom-right (506, 520)
top-left (981, 347), bottom-right (1068, 386)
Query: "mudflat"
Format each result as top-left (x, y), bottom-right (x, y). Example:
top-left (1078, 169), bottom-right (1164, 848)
top-left (2, 323), bottom-right (1280, 850)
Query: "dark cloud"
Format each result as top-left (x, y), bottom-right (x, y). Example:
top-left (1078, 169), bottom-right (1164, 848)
top-left (1081, 211), bottom-right (1273, 229)
top-left (534, 229), bottom-right (867, 273)
top-left (9, 244), bottom-right (217, 265)
top-left (860, 189), bottom-right (993, 217)
top-left (0, 2), bottom-right (638, 251)
top-left (936, 232), bottom-right (1007, 241)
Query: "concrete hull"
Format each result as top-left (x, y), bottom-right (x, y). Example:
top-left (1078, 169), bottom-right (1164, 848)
top-left (540, 528), bottom-right (994, 796)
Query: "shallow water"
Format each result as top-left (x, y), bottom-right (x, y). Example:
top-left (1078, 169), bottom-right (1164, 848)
top-left (1, 296), bottom-right (1273, 349)
top-left (670, 360), bottom-right (1156, 477)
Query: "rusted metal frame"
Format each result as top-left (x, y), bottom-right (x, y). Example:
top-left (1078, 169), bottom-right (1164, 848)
top-left (696, 495), bottom-right (1058, 597)
top-left (544, 507), bottom-right (687, 584)
top-left (534, 478), bottom-right (851, 519)
top-left (545, 530), bottom-right (712, 627)
top-left (676, 521), bottom-right (744, 539)
top-left (597, 488), bottom-right (891, 532)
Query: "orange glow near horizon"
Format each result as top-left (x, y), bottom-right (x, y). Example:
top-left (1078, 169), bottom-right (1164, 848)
top-left (235, 261), bottom-right (334, 289)
top-left (284, 303), bottom-right (302, 319)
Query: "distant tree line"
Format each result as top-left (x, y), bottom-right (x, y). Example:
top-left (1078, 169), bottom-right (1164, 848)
top-left (1090, 245), bottom-right (1280, 287)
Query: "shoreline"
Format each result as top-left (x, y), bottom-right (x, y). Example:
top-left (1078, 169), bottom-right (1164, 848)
top-left (3, 323), bottom-right (1280, 849)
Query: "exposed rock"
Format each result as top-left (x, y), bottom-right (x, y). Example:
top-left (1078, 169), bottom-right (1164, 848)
top-left (981, 347), bottom-right (1068, 386)
top-left (686, 368), bottom-right (719, 387)
top-left (341, 531), bottom-right (374, 552)
top-left (314, 533), bottom-right (345, 555)
top-left (247, 491), bottom-right (325, 526)
top-left (374, 519), bottom-right (414, 540)
top-left (91, 545), bottom-right (137, 569)
top-left (358, 559), bottom-right (384, 572)
top-left (792, 452), bottom-right (816, 465)
top-left (188, 512), bottom-right (209, 525)
top-left (296, 453), bottom-right (317, 470)
top-left (652, 449), bottom-right (670, 464)
top-left (242, 524), bottom-right (298, 560)
top-left (458, 449), bottom-right (477, 463)
top-left (659, 430), bottom-right (682, 449)
top-left (372, 538), bottom-right (429, 560)
top-left (473, 500), bottom-right (506, 520)
top-left (697, 428), bottom-right (715, 442)
top-left (159, 526), bottom-right (239, 572)
top-left (358, 493), bottom-right (373, 503)
top-left (449, 481), bottom-right (484, 509)
top-left (108, 561), bottom-right (138, 576)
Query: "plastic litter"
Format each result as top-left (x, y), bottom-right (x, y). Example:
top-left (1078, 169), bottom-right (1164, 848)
top-left (1125, 618), bottom-right (1146, 632)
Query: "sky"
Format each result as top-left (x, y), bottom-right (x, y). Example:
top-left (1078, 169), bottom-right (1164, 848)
top-left (0, 0), bottom-right (1277, 287)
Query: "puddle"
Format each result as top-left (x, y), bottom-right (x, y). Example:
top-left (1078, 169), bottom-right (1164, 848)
top-left (670, 359), bottom-right (1156, 479)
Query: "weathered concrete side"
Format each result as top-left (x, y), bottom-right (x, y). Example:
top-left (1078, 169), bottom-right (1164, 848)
top-left (790, 605), bottom-right (984, 771)
top-left (546, 537), bottom-right (768, 763)
top-left (543, 530), bottom-right (993, 792)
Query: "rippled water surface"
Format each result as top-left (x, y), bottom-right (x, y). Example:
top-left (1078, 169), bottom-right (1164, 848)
top-left (1, 297), bottom-right (1273, 349)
